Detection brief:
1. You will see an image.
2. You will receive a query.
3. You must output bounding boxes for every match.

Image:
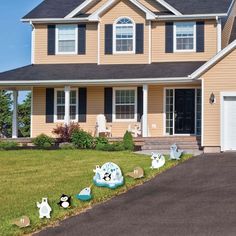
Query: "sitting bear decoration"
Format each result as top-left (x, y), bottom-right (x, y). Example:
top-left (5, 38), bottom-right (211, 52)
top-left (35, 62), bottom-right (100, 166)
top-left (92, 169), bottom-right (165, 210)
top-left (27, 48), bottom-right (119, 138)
top-left (170, 144), bottom-right (183, 160)
top-left (151, 152), bottom-right (166, 169)
top-left (37, 198), bottom-right (52, 219)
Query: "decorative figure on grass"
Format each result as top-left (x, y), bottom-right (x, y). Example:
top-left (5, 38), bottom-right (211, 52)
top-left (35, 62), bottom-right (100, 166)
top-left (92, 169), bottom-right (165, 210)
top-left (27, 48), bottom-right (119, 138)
top-left (37, 198), bottom-right (52, 219)
top-left (12, 216), bottom-right (30, 228)
top-left (151, 152), bottom-right (166, 169)
top-left (93, 162), bottom-right (124, 189)
top-left (58, 194), bottom-right (71, 209)
top-left (126, 167), bottom-right (144, 179)
top-left (76, 186), bottom-right (92, 201)
top-left (170, 144), bottom-right (183, 160)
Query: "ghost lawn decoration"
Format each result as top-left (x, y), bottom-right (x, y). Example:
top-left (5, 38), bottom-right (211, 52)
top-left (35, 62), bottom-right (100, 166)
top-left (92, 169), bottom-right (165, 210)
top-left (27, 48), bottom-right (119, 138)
top-left (76, 187), bottom-right (92, 201)
top-left (170, 144), bottom-right (183, 160)
top-left (12, 216), bottom-right (30, 228)
top-left (93, 162), bottom-right (124, 189)
top-left (37, 198), bottom-right (52, 219)
top-left (151, 152), bottom-right (165, 169)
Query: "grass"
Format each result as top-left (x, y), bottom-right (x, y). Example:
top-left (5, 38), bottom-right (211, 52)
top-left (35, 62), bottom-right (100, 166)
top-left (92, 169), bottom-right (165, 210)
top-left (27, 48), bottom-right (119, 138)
top-left (0, 150), bottom-right (192, 236)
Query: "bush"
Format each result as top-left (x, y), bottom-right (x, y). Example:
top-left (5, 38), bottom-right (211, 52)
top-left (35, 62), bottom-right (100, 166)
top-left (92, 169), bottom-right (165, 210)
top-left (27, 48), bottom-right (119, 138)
top-left (59, 142), bottom-right (76, 150)
top-left (123, 131), bottom-right (134, 151)
top-left (33, 134), bottom-right (54, 149)
top-left (71, 130), bottom-right (94, 149)
top-left (52, 122), bottom-right (80, 142)
top-left (0, 141), bottom-right (18, 150)
top-left (96, 142), bottom-right (125, 152)
top-left (94, 137), bottom-right (109, 146)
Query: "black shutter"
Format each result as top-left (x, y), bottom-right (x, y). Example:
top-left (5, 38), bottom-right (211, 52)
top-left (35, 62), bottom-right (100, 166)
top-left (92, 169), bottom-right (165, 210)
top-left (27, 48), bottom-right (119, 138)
top-left (196, 21), bottom-right (205, 52)
top-left (136, 24), bottom-right (144, 54)
top-left (78, 24), bottom-right (86, 55)
top-left (105, 24), bottom-right (113, 54)
top-left (165, 22), bottom-right (173, 53)
top-left (79, 88), bottom-right (87, 122)
top-left (137, 87), bottom-right (143, 122)
top-left (46, 88), bottom-right (54, 123)
top-left (48, 25), bottom-right (55, 55)
top-left (104, 88), bottom-right (113, 122)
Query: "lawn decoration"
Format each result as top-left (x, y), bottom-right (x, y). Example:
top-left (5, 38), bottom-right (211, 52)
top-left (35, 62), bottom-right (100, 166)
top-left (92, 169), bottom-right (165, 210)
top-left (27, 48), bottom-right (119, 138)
top-left (76, 186), bottom-right (92, 201)
top-left (93, 162), bottom-right (124, 189)
top-left (58, 194), bottom-right (71, 209)
top-left (37, 198), bottom-right (52, 219)
top-left (151, 152), bottom-right (166, 169)
top-left (170, 144), bottom-right (183, 160)
top-left (12, 216), bottom-right (30, 228)
top-left (126, 167), bottom-right (144, 179)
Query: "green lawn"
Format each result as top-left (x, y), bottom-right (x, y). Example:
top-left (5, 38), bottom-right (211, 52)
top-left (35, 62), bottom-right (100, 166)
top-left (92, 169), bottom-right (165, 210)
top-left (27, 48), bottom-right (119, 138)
top-left (0, 150), bottom-right (192, 236)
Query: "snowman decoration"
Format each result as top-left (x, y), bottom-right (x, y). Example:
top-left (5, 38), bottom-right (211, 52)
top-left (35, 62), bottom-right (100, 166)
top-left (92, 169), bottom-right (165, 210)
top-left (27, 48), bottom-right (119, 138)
top-left (37, 198), bottom-right (52, 219)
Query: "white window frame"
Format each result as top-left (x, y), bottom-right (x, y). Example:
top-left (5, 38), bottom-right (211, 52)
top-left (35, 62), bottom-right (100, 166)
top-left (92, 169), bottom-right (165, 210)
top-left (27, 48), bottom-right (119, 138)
top-left (173, 22), bottom-right (196, 53)
top-left (113, 17), bottom-right (136, 54)
top-left (55, 25), bottom-right (78, 55)
top-left (54, 88), bottom-right (78, 122)
top-left (113, 87), bottom-right (137, 122)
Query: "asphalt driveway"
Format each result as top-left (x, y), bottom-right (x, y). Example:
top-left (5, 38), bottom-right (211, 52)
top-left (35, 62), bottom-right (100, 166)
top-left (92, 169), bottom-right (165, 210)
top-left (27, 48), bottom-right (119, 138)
top-left (36, 153), bottom-right (236, 236)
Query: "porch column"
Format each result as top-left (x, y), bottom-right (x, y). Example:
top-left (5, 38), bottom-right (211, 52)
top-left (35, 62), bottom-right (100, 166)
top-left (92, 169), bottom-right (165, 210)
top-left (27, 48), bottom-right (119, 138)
top-left (12, 90), bottom-right (18, 138)
top-left (64, 86), bottom-right (70, 125)
top-left (142, 84), bottom-right (148, 137)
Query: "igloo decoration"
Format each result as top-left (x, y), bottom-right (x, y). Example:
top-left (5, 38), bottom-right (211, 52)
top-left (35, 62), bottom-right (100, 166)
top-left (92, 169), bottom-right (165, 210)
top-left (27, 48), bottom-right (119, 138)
top-left (151, 152), bottom-right (166, 169)
top-left (93, 162), bottom-right (124, 189)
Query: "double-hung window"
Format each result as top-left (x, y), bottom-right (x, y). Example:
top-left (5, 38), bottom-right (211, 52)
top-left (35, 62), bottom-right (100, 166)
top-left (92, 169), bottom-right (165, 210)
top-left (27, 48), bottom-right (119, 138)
top-left (56, 25), bottom-right (77, 54)
top-left (174, 22), bottom-right (196, 52)
top-left (114, 17), bottom-right (135, 53)
top-left (55, 89), bottom-right (78, 122)
top-left (113, 88), bottom-right (137, 121)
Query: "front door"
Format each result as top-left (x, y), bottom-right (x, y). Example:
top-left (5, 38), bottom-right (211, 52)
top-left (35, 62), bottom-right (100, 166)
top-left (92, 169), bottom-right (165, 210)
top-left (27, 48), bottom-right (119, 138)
top-left (175, 89), bottom-right (195, 134)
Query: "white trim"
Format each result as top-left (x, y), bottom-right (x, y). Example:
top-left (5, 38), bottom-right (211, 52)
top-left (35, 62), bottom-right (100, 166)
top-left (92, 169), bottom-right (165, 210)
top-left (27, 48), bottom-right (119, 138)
top-left (227, 0), bottom-right (236, 16)
top-left (156, 0), bottom-right (182, 16)
top-left (54, 88), bottom-right (78, 123)
top-left (12, 90), bottom-right (18, 138)
top-left (55, 25), bottom-right (78, 55)
top-left (142, 84), bottom-right (148, 137)
top-left (30, 87), bottom-right (33, 138)
top-left (148, 21), bottom-right (152, 64)
top-left (97, 22), bottom-right (101, 65)
top-left (173, 22), bottom-right (196, 53)
top-left (21, 18), bottom-right (91, 23)
top-left (64, 86), bottom-right (70, 125)
top-left (216, 16), bottom-right (222, 52)
top-left (112, 87), bottom-right (137, 122)
top-left (190, 40), bottom-right (236, 79)
top-left (201, 79), bottom-right (204, 146)
top-left (113, 17), bottom-right (135, 54)
top-left (156, 14), bottom-right (227, 21)
top-left (30, 22), bottom-right (35, 64)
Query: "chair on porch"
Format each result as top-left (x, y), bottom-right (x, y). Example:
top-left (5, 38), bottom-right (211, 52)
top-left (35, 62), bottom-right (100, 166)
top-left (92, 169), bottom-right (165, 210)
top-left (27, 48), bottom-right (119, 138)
top-left (128, 116), bottom-right (142, 138)
top-left (95, 114), bottom-right (112, 137)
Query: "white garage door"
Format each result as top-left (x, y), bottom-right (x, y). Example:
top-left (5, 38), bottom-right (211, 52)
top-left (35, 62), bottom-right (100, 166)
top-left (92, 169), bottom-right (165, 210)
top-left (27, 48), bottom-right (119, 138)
top-left (223, 97), bottom-right (236, 150)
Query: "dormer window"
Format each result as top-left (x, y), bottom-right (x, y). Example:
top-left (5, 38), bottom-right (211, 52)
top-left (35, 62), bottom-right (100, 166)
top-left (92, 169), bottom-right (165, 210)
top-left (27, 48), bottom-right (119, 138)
top-left (113, 17), bottom-right (135, 54)
top-left (56, 25), bottom-right (78, 54)
top-left (174, 22), bottom-right (196, 52)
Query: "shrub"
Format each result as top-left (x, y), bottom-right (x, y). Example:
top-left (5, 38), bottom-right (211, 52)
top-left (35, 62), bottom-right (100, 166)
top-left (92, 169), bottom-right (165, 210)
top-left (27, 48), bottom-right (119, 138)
top-left (59, 142), bottom-right (76, 150)
top-left (52, 122), bottom-right (80, 142)
top-left (96, 142), bottom-right (125, 152)
top-left (33, 134), bottom-right (54, 149)
top-left (71, 130), bottom-right (94, 149)
top-left (123, 131), bottom-right (134, 151)
top-left (0, 141), bottom-right (18, 150)
top-left (94, 137), bottom-right (109, 146)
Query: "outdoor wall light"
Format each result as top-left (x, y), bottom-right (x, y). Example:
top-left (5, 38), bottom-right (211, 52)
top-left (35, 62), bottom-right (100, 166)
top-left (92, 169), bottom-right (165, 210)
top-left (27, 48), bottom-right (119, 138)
top-left (209, 93), bottom-right (216, 104)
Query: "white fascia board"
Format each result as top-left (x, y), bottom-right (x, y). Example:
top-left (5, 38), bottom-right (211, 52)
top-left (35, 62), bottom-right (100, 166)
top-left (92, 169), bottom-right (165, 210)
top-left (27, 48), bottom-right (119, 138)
top-left (0, 77), bottom-right (195, 86)
top-left (156, 0), bottom-right (182, 16)
top-left (227, 0), bottom-right (236, 15)
top-left (21, 18), bottom-right (92, 23)
top-left (190, 40), bottom-right (236, 79)
top-left (156, 13), bottom-right (227, 20)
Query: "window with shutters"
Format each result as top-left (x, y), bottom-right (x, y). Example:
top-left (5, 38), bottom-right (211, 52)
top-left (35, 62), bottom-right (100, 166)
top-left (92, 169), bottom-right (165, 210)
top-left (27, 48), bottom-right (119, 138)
top-left (174, 22), bottom-right (196, 52)
top-left (113, 17), bottom-right (135, 54)
top-left (56, 25), bottom-right (78, 54)
top-left (113, 88), bottom-right (137, 122)
top-left (54, 89), bottom-right (78, 122)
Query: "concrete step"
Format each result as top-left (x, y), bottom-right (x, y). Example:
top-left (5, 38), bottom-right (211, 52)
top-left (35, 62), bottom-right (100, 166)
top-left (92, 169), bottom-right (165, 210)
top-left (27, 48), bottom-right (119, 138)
top-left (142, 145), bottom-right (201, 150)
top-left (136, 149), bottom-right (203, 156)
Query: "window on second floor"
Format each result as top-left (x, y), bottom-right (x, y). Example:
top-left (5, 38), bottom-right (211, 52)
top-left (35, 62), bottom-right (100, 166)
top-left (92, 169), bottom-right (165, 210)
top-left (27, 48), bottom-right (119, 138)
top-left (174, 22), bottom-right (196, 52)
top-left (56, 25), bottom-right (78, 54)
top-left (114, 17), bottom-right (135, 54)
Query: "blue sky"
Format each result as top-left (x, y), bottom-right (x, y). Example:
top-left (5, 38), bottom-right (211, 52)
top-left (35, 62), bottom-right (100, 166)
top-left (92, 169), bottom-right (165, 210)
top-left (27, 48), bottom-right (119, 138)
top-left (0, 0), bottom-right (42, 102)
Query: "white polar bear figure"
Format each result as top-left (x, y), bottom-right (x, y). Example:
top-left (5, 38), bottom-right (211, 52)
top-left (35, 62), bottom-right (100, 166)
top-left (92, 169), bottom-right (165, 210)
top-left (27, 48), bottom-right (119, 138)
top-left (37, 198), bottom-right (52, 219)
top-left (151, 152), bottom-right (166, 169)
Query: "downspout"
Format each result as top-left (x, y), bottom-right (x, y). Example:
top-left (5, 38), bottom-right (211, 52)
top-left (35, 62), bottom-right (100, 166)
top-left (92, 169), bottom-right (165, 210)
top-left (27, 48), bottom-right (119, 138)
top-left (216, 16), bottom-right (222, 52)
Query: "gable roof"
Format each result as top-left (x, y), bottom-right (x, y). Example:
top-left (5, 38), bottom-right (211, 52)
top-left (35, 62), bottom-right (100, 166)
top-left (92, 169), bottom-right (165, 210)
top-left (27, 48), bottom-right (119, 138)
top-left (22, 0), bottom-right (233, 20)
top-left (229, 17), bottom-right (236, 43)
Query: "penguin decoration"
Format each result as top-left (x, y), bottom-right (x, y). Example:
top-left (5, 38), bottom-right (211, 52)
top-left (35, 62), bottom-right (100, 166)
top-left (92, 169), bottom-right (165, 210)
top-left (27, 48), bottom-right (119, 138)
top-left (103, 172), bottom-right (111, 182)
top-left (58, 194), bottom-right (71, 209)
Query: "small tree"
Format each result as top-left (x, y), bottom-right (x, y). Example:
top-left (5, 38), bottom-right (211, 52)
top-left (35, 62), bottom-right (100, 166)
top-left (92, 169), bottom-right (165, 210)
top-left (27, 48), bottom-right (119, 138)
top-left (123, 131), bottom-right (135, 151)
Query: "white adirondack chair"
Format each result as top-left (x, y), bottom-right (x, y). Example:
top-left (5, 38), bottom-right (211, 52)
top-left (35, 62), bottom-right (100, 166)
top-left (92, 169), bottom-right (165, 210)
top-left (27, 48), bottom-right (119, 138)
top-left (128, 124), bottom-right (141, 137)
top-left (95, 114), bottom-right (112, 137)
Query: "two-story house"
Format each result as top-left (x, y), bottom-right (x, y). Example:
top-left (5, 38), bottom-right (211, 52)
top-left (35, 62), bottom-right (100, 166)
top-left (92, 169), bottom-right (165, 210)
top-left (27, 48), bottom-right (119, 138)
top-left (0, 0), bottom-right (236, 153)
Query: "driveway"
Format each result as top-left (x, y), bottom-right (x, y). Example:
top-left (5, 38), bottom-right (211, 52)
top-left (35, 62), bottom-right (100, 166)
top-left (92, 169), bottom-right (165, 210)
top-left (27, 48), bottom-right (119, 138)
top-left (36, 153), bottom-right (236, 236)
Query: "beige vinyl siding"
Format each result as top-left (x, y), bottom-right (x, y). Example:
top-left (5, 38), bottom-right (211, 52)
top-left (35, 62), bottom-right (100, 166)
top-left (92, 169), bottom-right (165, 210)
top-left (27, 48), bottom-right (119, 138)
top-left (86, 0), bottom-right (108, 14)
top-left (34, 23), bottom-right (98, 64)
top-left (152, 20), bottom-right (218, 62)
top-left (222, 0), bottom-right (236, 48)
top-left (138, 0), bottom-right (166, 12)
top-left (100, 0), bottom-right (149, 64)
top-left (202, 48), bottom-right (236, 147)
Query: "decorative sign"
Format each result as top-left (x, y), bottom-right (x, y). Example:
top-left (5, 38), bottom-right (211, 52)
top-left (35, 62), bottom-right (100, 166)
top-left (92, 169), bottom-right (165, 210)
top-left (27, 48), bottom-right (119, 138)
top-left (12, 216), bottom-right (30, 228)
top-left (93, 162), bottom-right (124, 189)
top-left (37, 198), bottom-right (52, 219)
top-left (58, 194), bottom-right (71, 209)
top-left (126, 167), bottom-right (144, 179)
top-left (170, 144), bottom-right (183, 160)
top-left (151, 152), bottom-right (166, 169)
top-left (76, 187), bottom-right (92, 201)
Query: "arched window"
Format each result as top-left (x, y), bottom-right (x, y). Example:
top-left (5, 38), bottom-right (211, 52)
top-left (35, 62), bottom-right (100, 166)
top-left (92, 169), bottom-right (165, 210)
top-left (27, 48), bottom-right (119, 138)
top-left (114, 17), bottom-right (135, 53)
